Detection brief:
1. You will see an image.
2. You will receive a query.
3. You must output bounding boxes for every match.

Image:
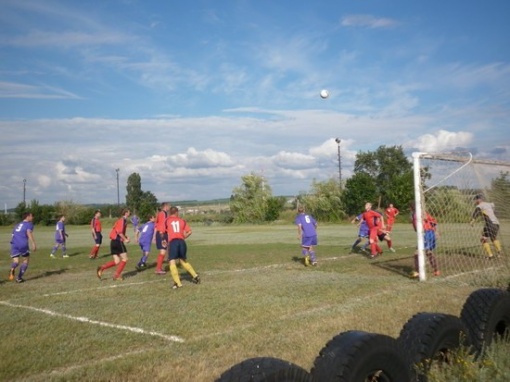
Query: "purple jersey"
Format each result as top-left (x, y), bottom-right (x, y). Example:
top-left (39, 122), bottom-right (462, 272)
top-left (10, 220), bottom-right (34, 256)
top-left (55, 221), bottom-right (66, 242)
top-left (138, 221), bottom-right (155, 247)
top-left (356, 214), bottom-right (369, 237)
top-left (295, 213), bottom-right (317, 237)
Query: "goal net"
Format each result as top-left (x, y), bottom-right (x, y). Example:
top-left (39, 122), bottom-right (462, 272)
top-left (412, 152), bottom-right (510, 287)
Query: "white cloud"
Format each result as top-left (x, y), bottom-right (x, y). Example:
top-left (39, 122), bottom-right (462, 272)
top-left (341, 14), bottom-right (399, 29)
top-left (405, 130), bottom-right (474, 153)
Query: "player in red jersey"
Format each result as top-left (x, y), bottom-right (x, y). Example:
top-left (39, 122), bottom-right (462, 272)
top-left (361, 202), bottom-right (384, 258)
top-left (384, 203), bottom-right (399, 232)
top-left (96, 208), bottom-right (130, 281)
top-left (164, 206), bottom-right (200, 289)
top-left (89, 210), bottom-right (102, 259)
top-left (154, 202), bottom-right (171, 275)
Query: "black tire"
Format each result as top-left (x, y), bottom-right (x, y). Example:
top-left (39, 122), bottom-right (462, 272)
top-left (310, 330), bottom-right (411, 382)
top-left (397, 312), bottom-right (469, 381)
top-left (215, 357), bottom-right (311, 382)
top-left (460, 288), bottom-right (510, 355)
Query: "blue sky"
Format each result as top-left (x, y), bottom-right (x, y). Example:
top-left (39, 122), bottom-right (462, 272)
top-left (1, 0), bottom-right (509, 208)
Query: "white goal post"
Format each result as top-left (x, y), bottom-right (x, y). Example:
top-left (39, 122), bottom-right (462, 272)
top-left (412, 152), bottom-right (510, 286)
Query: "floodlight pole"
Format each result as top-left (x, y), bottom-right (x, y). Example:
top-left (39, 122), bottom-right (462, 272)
top-left (335, 138), bottom-right (342, 188)
top-left (115, 168), bottom-right (120, 206)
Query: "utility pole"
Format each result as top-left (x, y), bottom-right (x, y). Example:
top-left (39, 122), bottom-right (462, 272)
top-left (335, 138), bottom-right (342, 187)
top-left (115, 168), bottom-right (120, 206)
top-left (23, 179), bottom-right (26, 205)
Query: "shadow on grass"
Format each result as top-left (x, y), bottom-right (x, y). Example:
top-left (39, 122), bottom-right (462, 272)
top-left (30, 268), bottom-right (70, 281)
top-left (370, 255), bottom-right (416, 278)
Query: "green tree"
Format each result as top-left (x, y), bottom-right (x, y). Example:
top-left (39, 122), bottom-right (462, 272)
top-left (265, 196), bottom-right (287, 222)
top-left (349, 145), bottom-right (414, 212)
top-left (298, 178), bottom-right (345, 222)
top-left (126, 173), bottom-right (144, 213)
top-left (342, 173), bottom-right (378, 216)
top-left (138, 190), bottom-right (159, 220)
top-left (230, 172), bottom-right (274, 223)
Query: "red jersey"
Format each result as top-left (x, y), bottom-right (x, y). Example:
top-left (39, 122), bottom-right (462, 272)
top-left (109, 217), bottom-right (127, 241)
top-left (165, 216), bottom-right (191, 241)
top-left (90, 217), bottom-right (102, 232)
top-left (155, 210), bottom-right (167, 233)
top-left (362, 210), bottom-right (383, 230)
top-left (385, 207), bottom-right (399, 221)
top-left (423, 213), bottom-right (437, 231)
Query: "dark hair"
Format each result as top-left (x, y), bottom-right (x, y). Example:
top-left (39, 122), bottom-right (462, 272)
top-left (170, 206), bottom-right (179, 215)
top-left (474, 194), bottom-right (483, 200)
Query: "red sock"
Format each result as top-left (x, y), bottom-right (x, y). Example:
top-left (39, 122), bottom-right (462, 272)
top-left (93, 246), bottom-right (100, 257)
top-left (370, 243), bottom-right (377, 255)
top-left (114, 261), bottom-right (126, 278)
top-left (387, 240), bottom-right (392, 249)
top-left (103, 260), bottom-right (116, 270)
top-left (156, 254), bottom-right (165, 271)
top-left (376, 244), bottom-right (382, 254)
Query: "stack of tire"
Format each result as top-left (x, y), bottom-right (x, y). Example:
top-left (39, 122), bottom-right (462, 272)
top-left (216, 288), bottom-right (510, 382)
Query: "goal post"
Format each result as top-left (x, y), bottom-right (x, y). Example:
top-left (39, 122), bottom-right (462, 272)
top-left (412, 152), bottom-right (510, 286)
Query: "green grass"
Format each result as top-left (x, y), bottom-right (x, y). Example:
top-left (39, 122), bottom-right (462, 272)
top-left (0, 223), bottom-right (507, 381)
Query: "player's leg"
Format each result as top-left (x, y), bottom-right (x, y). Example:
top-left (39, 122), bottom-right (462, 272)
top-left (481, 226), bottom-right (494, 257)
top-left (50, 242), bottom-right (58, 258)
top-left (176, 241), bottom-right (199, 282)
top-left (113, 251), bottom-right (127, 281)
top-left (9, 255), bottom-right (20, 281)
top-left (301, 245), bottom-right (310, 266)
top-left (168, 242), bottom-right (183, 288)
top-left (97, 242), bottom-right (119, 279)
top-left (489, 224), bottom-right (502, 254)
top-left (351, 236), bottom-right (362, 252)
top-left (17, 255), bottom-right (30, 282)
top-left (155, 234), bottom-right (167, 274)
top-left (424, 231), bottom-right (440, 275)
top-left (61, 242), bottom-right (68, 258)
top-left (308, 236), bottom-right (318, 265)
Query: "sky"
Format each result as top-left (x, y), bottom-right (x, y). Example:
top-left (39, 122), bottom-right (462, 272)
top-left (1, 0), bottom-right (509, 208)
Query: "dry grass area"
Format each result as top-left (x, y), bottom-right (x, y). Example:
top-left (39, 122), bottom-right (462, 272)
top-left (0, 223), bottom-right (506, 381)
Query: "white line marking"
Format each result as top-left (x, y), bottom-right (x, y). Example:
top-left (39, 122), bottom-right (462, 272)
top-left (0, 300), bottom-right (184, 343)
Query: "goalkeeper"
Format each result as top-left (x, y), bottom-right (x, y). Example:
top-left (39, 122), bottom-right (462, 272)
top-left (470, 194), bottom-right (502, 258)
top-left (410, 204), bottom-right (440, 278)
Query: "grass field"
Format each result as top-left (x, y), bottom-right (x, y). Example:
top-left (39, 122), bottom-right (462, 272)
top-left (0, 222), bottom-right (506, 381)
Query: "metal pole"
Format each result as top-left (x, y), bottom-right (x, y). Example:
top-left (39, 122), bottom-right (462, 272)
top-left (335, 138), bottom-right (342, 187)
top-left (23, 179), bottom-right (26, 204)
top-left (115, 169), bottom-right (120, 206)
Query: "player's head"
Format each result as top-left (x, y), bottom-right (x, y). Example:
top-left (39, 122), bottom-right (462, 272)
top-left (169, 206), bottom-right (179, 216)
top-left (474, 194), bottom-right (483, 203)
top-left (23, 211), bottom-right (33, 221)
top-left (121, 208), bottom-right (130, 217)
top-left (365, 202), bottom-right (372, 211)
top-left (94, 209), bottom-right (101, 217)
top-left (388, 203), bottom-right (393, 208)
top-left (147, 214), bottom-right (155, 221)
top-left (297, 206), bottom-right (305, 213)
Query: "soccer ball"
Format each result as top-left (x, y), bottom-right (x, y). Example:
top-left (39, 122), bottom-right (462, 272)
top-left (320, 89), bottom-right (329, 99)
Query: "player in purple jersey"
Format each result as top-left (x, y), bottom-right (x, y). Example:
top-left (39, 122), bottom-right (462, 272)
top-left (9, 212), bottom-right (37, 283)
top-left (350, 213), bottom-right (370, 253)
top-left (135, 215), bottom-right (156, 271)
top-left (295, 206), bottom-right (318, 266)
top-left (131, 214), bottom-right (140, 234)
top-left (50, 215), bottom-right (68, 258)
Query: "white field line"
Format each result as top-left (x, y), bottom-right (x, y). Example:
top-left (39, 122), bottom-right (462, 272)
top-left (0, 300), bottom-right (184, 343)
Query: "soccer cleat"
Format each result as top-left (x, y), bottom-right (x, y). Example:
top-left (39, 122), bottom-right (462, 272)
top-left (135, 264), bottom-right (142, 272)
top-left (96, 266), bottom-right (103, 280)
top-left (434, 270), bottom-right (441, 276)
top-left (113, 276), bottom-right (124, 281)
top-left (410, 271), bottom-right (419, 278)
top-left (62, 254), bottom-right (69, 258)
top-left (172, 283), bottom-right (183, 289)
top-left (16, 278), bottom-right (25, 283)
top-left (192, 275), bottom-right (201, 284)
top-left (50, 254), bottom-right (56, 258)
top-left (155, 270), bottom-right (167, 275)
top-left (389, 247), bottom-right (396, 253)
top-left (8, 270), bottom-right (15, 281)
top-left (312, 262), bottom-right (318, 266)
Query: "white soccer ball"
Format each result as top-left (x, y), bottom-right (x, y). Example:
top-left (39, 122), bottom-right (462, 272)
top-left (320, 89), bottom-right (329, 99)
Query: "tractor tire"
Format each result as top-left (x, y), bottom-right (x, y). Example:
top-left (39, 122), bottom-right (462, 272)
top-left (310, 330), bottom-right (411, 382)
top-left (397, 312), bottom-right (469, 381)
top-left (216, 356), bottom-right (311, 382)
top-left (460, 288), bottom-right (510, 356)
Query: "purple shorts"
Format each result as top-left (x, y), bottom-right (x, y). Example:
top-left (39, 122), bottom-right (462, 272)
top-left (301, 235), bottom-right (318, 247)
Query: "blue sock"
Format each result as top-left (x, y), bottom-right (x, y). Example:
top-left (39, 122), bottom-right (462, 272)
top-left (141, 255), bottom-right (148, 264)
top-left (19, 263), bottom-right (28, 279)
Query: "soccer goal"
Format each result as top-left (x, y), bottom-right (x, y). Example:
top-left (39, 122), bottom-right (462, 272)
top-left (412, 152), bottom-right (510, 287)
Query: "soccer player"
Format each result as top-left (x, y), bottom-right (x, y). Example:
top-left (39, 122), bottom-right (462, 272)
top-left (350, 214), bottom-right (370, 254)
top-left (50, 215), bottom-right (68, 258)
top-left (135, 215), bottom-right (156, 271)
top-left (470, 194), bottom-right (502, 258)
top-left (295, 206), bottom-right (318, 266)
top-left (97, 208), bottom-right (131, 281)
top-left (164, 206), bottom-right (200, 289)
top-left (9, 212), bottom-right (37, 283)
top-left (154, 202), bottom-right (171, 275)
top-left (361, 202), bottom-right (384, 259)
top-left (384, 203), bottom-right (399, 232)
top-left (89, 209), bottom-right (102, 259)
top-left (411, 205), bottom-right (440, 277)
top-left (131, 214), bottom-right (139, 234)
